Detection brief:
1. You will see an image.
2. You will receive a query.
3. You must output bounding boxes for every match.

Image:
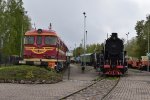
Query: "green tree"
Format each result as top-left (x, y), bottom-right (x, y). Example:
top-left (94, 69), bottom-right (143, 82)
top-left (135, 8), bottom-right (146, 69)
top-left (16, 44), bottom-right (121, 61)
top-left (126, 38), bottom-right (139, 57)
top-left (1, 0), bottom-right (31, 57)
top-left (0, 0), bottom-right (6, 45)
top-left (73, 44), bottom-right (84, 57)
top-left (134, 15), bottom-right (150, 58)
top-left (73, 43), bottom-right (103, 57)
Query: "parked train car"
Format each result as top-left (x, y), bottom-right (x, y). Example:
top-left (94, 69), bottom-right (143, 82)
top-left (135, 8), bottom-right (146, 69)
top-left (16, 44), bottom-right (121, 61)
top-left (140, 56), bottom-right (149, 70)
top-left (126, 57), bottom-right (141, 69)
top-left (99, 33), bottom-right (128, 75)
top-left (135, 56), bottom-right (150, 71)
top-left (90, 52), bottom-right (101, 69)
top-left (126, 57), bottom-right (133, 68)
top-left (20, 28), bottom-right (68, 71)
top-left (80, 53), bottom-right (93, 66)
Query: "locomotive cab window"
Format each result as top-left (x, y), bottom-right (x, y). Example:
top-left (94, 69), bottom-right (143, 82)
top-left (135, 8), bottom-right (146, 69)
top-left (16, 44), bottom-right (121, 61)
top-left (36, 36), bottom-right (42, 45)
top-left (45, 36), bottom-right (57, 45)
top-left (24, 36), bottom-right (34, 44)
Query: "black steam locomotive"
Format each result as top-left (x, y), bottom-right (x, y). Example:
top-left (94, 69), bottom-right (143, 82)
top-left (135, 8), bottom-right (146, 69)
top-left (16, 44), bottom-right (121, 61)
top-left (99, 33), bottom-right (127, 75)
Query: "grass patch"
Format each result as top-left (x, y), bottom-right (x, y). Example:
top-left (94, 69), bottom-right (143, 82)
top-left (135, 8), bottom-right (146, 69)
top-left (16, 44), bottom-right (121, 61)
top-left (0, 65), bottom-right (62, 83)
top-left (106, 77), bottom-right (119, 80)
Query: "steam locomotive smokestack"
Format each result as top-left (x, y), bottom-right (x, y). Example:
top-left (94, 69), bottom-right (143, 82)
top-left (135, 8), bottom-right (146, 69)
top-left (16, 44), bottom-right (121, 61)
top-left (112, 33), bottom-right (118, 38)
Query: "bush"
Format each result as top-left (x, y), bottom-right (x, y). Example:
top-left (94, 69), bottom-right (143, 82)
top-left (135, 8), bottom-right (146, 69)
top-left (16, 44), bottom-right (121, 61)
top-left (0, 65), bottom-right (63, 83)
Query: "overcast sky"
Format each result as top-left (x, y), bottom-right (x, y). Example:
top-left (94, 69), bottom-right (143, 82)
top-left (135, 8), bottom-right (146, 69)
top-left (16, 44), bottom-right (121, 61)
top-left (23, 0), bottom-right (150, 49)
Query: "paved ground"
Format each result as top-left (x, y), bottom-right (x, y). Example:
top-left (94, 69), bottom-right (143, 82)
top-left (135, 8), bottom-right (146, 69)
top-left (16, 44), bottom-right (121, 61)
top-left (1, 65), bottom-right (150, 100)
top-left (63, 64), bottom-right (97, 80)
top-left (0, 64), bottom-right (98, 100)
top-left (65, 77), bottom-right (119, 100)
top-left (104, 69), bottom-right (150, 100)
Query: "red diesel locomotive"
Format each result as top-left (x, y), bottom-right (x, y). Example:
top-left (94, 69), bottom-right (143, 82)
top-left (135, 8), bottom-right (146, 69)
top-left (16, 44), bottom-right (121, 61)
top-left (22, 28), bottom-right (68, 71)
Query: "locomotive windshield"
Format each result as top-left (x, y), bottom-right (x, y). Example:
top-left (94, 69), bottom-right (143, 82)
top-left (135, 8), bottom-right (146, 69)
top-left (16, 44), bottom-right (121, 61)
top-left (45, 36), bottom-right (57, 45)
top-left (36, 36), bottom-right (42, 45)
top-left (24, 36), bottom-right (34, 44)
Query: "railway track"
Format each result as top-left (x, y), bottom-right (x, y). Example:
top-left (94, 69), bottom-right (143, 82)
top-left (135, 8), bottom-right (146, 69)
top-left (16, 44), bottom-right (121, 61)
top-left (60, 76), bottom-right (120, 100)
top-left (101, 77), bottom-right (120, 100)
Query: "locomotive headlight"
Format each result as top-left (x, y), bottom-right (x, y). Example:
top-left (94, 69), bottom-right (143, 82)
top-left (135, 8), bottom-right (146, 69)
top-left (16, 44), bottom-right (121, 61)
top-left (37, 29), bottom-right (42, 34)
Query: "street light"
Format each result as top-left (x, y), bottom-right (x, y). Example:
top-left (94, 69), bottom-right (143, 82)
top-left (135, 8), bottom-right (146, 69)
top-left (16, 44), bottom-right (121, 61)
top-left (147, 21), bottom-right (150, 72)
top-left (86, 31), bottom-right (87, 51)
top-left (126, 32), bottom-right (129, 45)
top-left (125, 32), bottom-right (129, 57)
top-left (83, 12), bottom-right (86, 70)
top-left (75, 43), bottom-right (76, 63)
top-left (0, 36), bottom-right (3, 66)
top-left (146, 15), bottom-right (150, 72)
top-left (125, 32), bottom-right (129, 68)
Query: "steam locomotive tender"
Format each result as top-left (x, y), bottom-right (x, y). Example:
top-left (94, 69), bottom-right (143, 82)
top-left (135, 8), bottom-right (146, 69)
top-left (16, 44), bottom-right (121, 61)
top-left (100, 33), bottom-right (127, 75)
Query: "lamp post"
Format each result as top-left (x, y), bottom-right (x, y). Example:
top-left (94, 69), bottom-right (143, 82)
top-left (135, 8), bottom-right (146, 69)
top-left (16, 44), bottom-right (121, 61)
top-left (147, 22), bottom-right (149, 72)
top-left (146, 15), bottom-right (150, 72)
top-left (75, 43), bottom-right (76, 63)
top-left (0, 36), bottom-right (2, 66)
top-left (83, 12), bottom-right (86, 70)
top-left (126, 32), bottom-right (129, 56)
top-left (125, 32), bottom-right (129, 68)
top-left (126, 32), bottom-right (129, 46)
top-left (86, 31), bottom-right (87, 51)
top-left (147, 24), bottom-right (149, 72)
